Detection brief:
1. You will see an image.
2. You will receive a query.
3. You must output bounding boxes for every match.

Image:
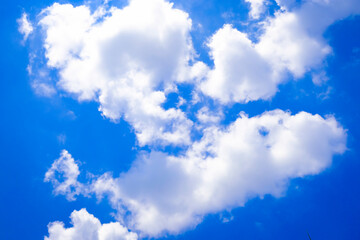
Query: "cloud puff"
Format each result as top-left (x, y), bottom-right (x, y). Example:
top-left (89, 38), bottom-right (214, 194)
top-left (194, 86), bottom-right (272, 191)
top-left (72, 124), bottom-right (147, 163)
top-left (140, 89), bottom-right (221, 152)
top-left (38, 0), bottom-right (201, 146)
top-left (246, 0), bottom-right (297, 18)
top-left (45, 150), bottom-right (84, 201)
top-left (45, 208), bottom-right (138, 240)
top-left (200, 0), bottom-right (360, 103)
top-left (31, 81), bottom-right (57, 97)
top-left (48, 110), bottom-right (346, 236)
top-left (245, 0), bottom-right (267, 19)
top-left (17, 13), bottom-right (33, 41)
top-left (201, 25), bottom-right (277, 103)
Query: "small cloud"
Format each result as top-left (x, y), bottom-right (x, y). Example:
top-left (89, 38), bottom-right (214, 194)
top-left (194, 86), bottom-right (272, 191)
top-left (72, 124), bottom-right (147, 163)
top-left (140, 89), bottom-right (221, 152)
top-left (312, 71), bottom-right (329, 85)
top-left (220, 211), bottom-right (234, 223)
top-left (31, 81), bottom-right (56, 97)
top-left (177, 96), bottom-right (186, 107)
top-left (317, 86), bottom-right (333, 100)
top-left (245, 0), bottom-right (267, 19)
top-left (44, 150), bottom-right (85, 201)
top-left (45, 209), bottom-right (138, 240)
top-left (65, 110), bottom-right (77, 120)
top-left (17, 13), bottom-right (33, 42)
top-left (196, 107), bottom-right (222, 124)
top-left (57, 134), bottom-right (66, 145)
top-left (221, 11), bottom-right (234, 20)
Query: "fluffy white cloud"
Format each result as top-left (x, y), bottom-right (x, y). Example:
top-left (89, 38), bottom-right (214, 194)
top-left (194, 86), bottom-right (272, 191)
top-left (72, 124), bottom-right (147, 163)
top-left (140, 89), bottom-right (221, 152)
top-left (245, 0), bottom-right (267, 19)
top-left (45, 208), bottom-right (138, 240)
top-left (30, 0), bottom-right (360, 142)
top-left (48, 110), bottom-right (346, 236)
top-left (17, 13), bottom-right (33, 41)
top-left (38, 0), bottom-right (201, 146)
top-left (201, 0), bottom-right (360, 103)
top-left (257, 0), bottom-right (360, 77)
top-left (256, 12), bottom-right (330, 78)
top-left (45, 150), bottom-right (84, 201)
top-left (201, 25), bottom-right (278, 103)
top-left (30, 0), bottom-right (354, 238)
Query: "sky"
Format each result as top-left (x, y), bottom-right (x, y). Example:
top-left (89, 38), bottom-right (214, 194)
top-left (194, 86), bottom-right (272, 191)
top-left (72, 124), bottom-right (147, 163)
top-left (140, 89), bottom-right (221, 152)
top-left (1, 0), bottom-right (360, 239)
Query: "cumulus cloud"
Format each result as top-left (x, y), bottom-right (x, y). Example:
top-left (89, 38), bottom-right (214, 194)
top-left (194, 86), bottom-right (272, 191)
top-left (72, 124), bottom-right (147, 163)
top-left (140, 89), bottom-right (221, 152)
top-left (48, 111), bottom-right (346, 236)
top-left (45, 208), bottom-right (138, 240)
top-left (201, 24), bottom-right (278, 103)
top-left (27, 0), bottom-right (360, 141)
top-left (45, 150), bottom-right (84, 201)
top-left (27, 0), bottom-right (355, 238)
top-left (37, 0), bottom-right (203, 146)
top-left (200, 0), bottom-right (360, 103)
top-left (17, 13), bottom-right (33, 41)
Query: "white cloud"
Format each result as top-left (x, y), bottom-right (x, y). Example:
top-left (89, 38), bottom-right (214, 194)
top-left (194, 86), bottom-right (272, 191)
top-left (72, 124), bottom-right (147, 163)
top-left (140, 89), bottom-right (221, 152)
top-left (17, 13), bottom-right (33, 41)
top-left (48, 111), bottom-right (346, 236)
top-left (28, 0), bottom-right (354, 238)
top-left (44, 150), bottom-right (84, 201)
top-left (274, 0), bottom-right (296, 10)
top-left (312, 71), bottom-right (329, 85)
top-left (245, 0), bottom-right (267, 19)
top-left (29, 0), bottom-right (360, 141)
top-left (201, 25), bottom-right (278, 103)
top-left (245, 0), bottom-right (298, 19)
top-left (196, 106), bottom-right (222, 124)
top-left (38, 0), bottom-right (203, 146)
top-left (45, 208), bottom-right (138, 240)
top-left (256, 0), bottom-right (360, 77)
top-left (201, 0), bottom-right (360, 103)
top-left (31, 81), bottom-right (57, 97)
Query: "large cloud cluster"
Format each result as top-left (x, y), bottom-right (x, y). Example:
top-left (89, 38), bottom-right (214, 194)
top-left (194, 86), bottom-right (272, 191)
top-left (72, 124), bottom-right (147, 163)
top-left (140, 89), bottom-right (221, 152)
top-left (18, 0), bottom-right (360, 238)
top-left (31, 0), bottom-right (360, 142)
top-left (38, 0), bottom-right (201, 146)
top-left (46, 110), bottom-right (346, 236)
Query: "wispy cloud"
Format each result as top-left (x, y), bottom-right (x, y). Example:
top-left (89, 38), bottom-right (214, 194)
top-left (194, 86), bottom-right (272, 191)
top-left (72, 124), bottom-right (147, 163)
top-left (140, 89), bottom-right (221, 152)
top-left (17, 13), bottom-right (33, 41)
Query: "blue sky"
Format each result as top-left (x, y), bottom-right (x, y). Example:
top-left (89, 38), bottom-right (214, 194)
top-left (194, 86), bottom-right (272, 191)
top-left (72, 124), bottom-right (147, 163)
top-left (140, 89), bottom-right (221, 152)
top-left (1, 0), bottom-right (360, 239)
